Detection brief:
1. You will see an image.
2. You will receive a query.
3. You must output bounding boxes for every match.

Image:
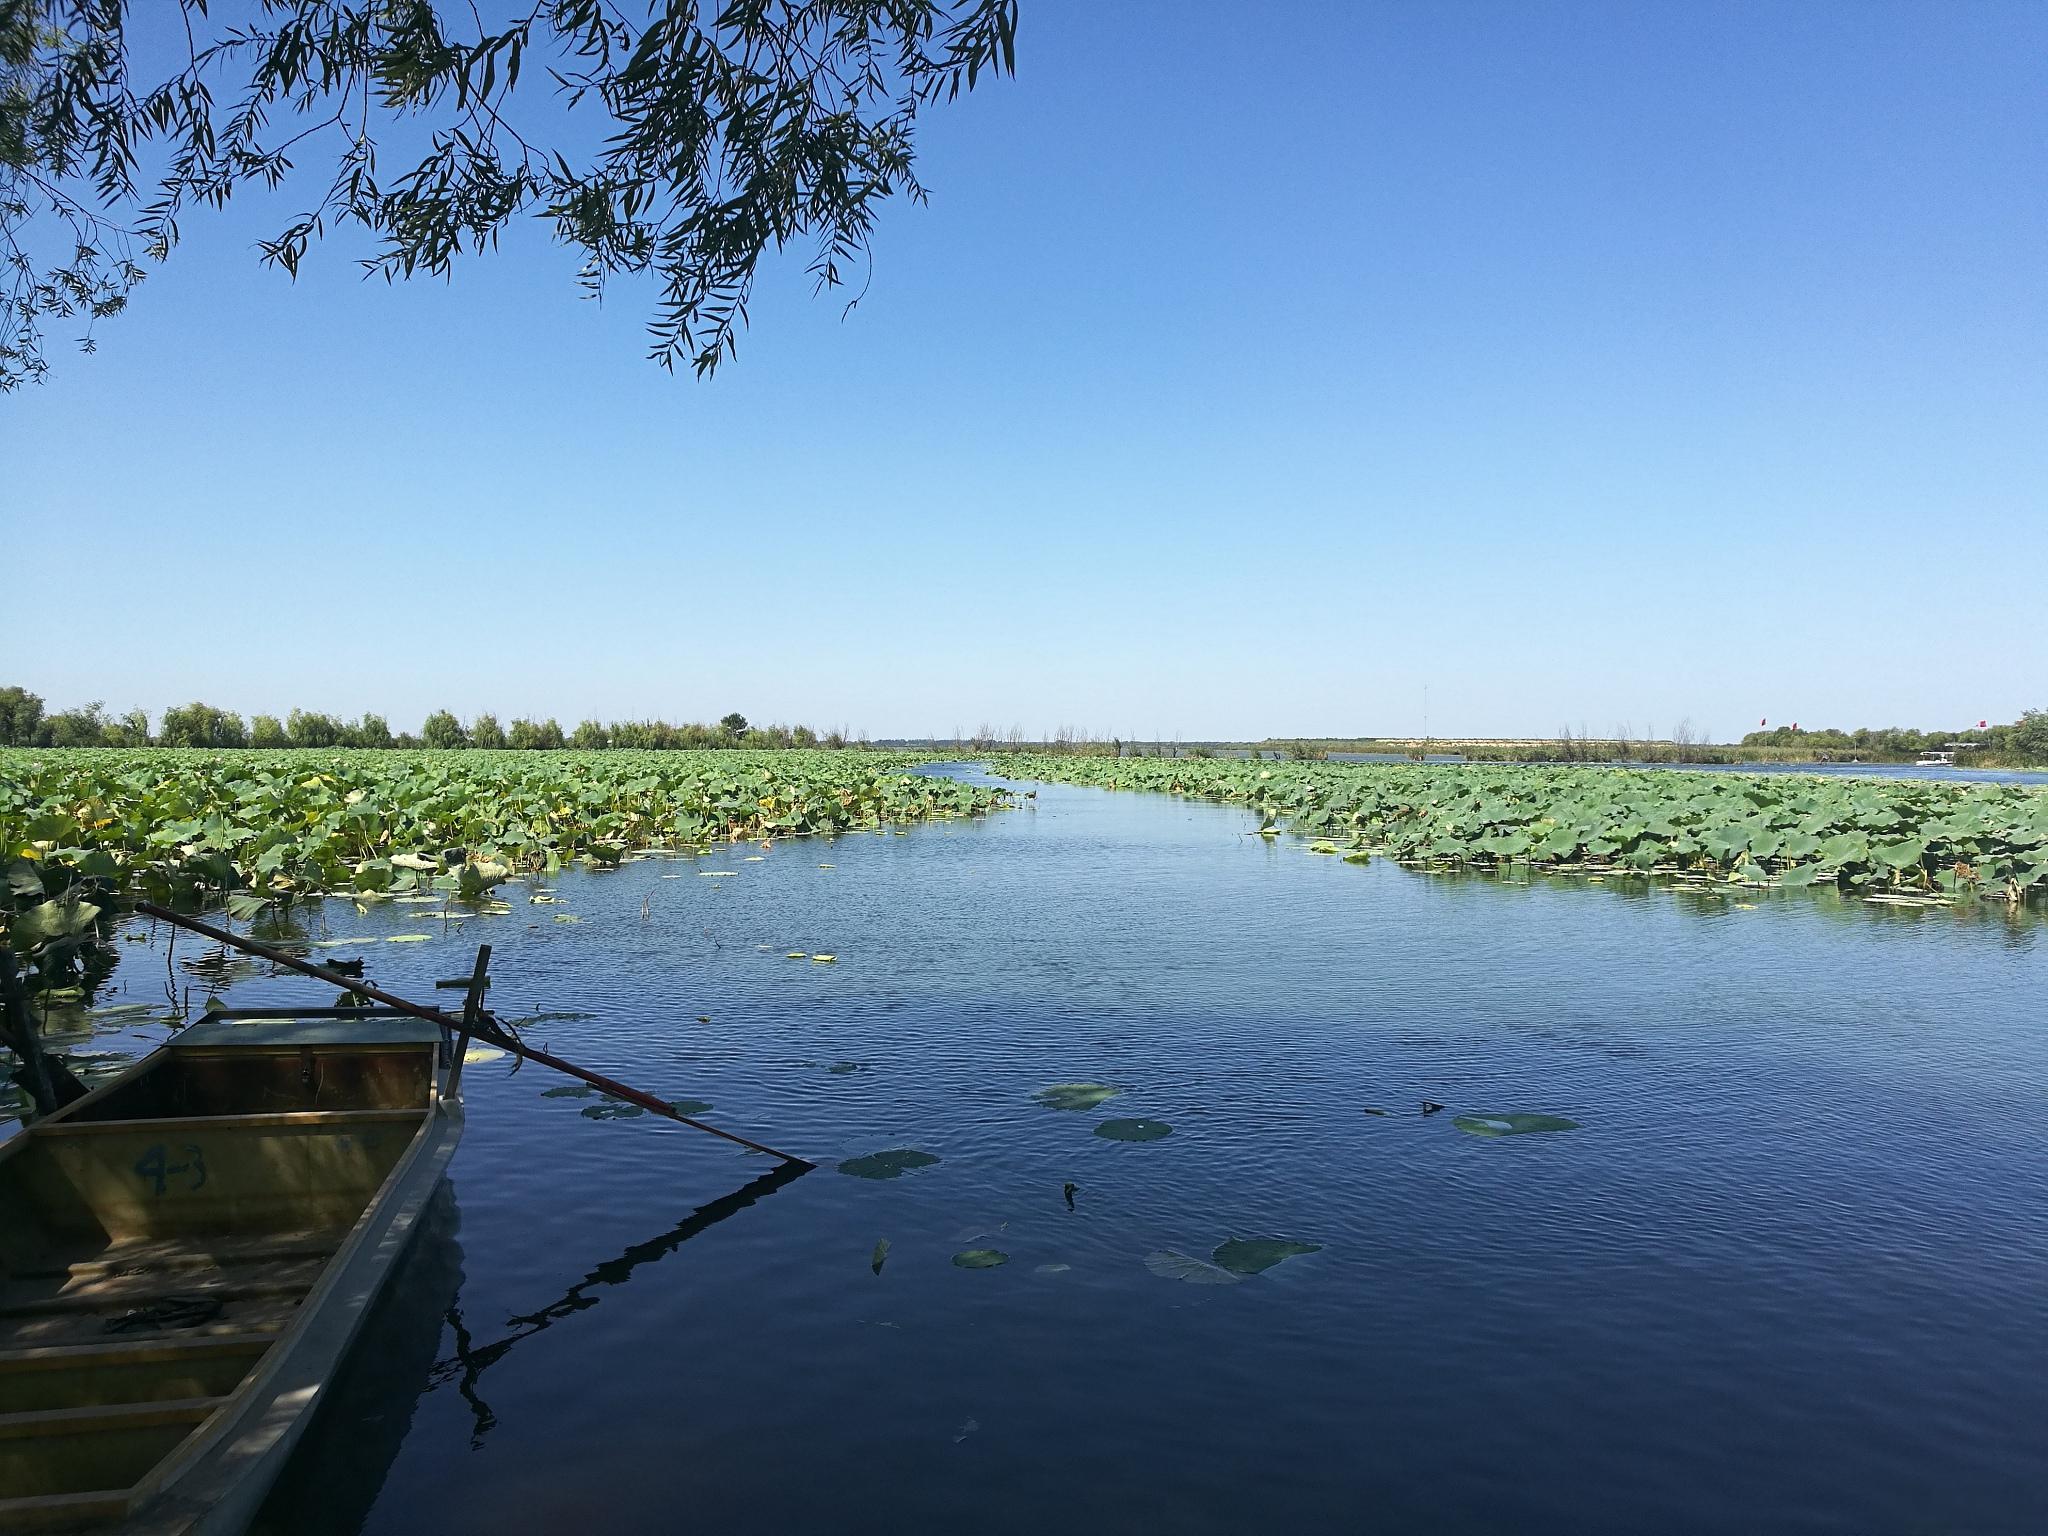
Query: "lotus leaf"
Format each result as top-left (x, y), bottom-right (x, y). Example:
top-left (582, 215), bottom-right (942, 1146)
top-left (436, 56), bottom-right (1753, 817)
top-left (1213, 1238), bottom-right (1321, 1275)
top-left (1033, 1082), bottom-right (1122, 1111)
top-left (837, 1148), bottom-right (941, 1179)
top-left (1144, 1250), bottom-right (1242, 1286)
top-left (1094, 1118), bottom-right (1173, 1142)
top-left (1452, 1112), bottom-right (1581, 1138)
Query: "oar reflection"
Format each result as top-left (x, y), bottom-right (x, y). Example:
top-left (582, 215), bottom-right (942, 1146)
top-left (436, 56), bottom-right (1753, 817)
top-left (431, 1159), bottom-right (810, 1444)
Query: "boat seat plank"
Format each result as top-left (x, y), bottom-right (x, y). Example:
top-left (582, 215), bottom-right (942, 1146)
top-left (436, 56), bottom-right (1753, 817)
top-left (0, 1397), bottom-right (227, 1442)
top-left (0, 1116), bottom-right (422, 1255)
top-left (0, 1336), bottom-right (277, 1372)
top-left (31, 1109), bottom-right (426, 1138)
top-left (0, 1300), bottom-right (298, 1352)
top-left (5, 1231), bottom-right (347, 1283)
top-left (0, 1487), bottom-right (133, 1532)
top-left (0, 1257), bottom-right (325, 1321)
top-left (0, 1336), bottom-right (274, 1416)
top-left (0, 1400), bottom-right (220, 1503)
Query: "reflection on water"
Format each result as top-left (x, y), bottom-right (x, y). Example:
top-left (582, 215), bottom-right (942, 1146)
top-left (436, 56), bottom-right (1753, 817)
top-left (252, 1159), bottom-right (809, 1531)
top-left (251, 1184), bottom-right (464, 1536)
top-left (433, 1160), bottom-right (809, 1446)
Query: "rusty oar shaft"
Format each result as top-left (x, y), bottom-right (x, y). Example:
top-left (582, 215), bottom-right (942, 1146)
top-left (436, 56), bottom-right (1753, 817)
top-left (132, 900), bottom-right (811, 1167)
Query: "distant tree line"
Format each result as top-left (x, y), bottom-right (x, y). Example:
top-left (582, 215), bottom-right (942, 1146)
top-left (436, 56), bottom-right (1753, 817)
top-left (1740, 714), bottom-right (2048, 761)
top-left (0, 691), bottom-right (857, 752)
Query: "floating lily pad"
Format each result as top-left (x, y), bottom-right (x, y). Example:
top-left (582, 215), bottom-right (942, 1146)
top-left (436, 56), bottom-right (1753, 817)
top-left (811, 954), bottom-right (836, 963)
top-left (542, 1084), bottom-right (596, 1099)
top-left (871, 1239), bottom-right (890, 1275)
top-left (952, 1249), bottom-right (1009, 1269)
top-left (826, 1061), bottom-right (866, 1075)
top-left (668, 1098), bottom-right (713, 1116)
top-left (1094, 1117), bottom-right (1173, 1142)
top-left (1033, 1082), bottom-right (1122, 1112)
top-left (386, 934), bottom-right (432, 944)
top-left (581, 1101), bottom-right (647, 1121)
top-left (1144, 1250), bottom-right (1242, 1286)
top-left (1452, 1112), bottom-right (1581, 1138)
top-left (1035, 1263), bottom-right (1072, 1275)
top-left (786, 951), bottom-right (808, 959)
top-left (1213, 1238), bottom-right (1321, 1275)
top-left (88, 1003), bottom-right (156, 1022)
top-left (553, 914), bottom-right (582, 925)
top-left (461, 1045), bottom-right (507, 1065)
top-left (837, 1148), bottom-right (941, 1180)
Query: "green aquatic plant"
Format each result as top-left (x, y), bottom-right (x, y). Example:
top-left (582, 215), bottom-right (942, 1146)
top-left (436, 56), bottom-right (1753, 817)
top-left (993, 756), bottom-right (2048, 907)
top-left (1033, 1082), bottom-right (1122, 1111)
top-left (1212, 1238), bottom-right (1322, 1275)
top-left (1144, 1250), bottom-right (1242, 1286)
top-left (1452, 1112), bottom-right (1581, 1138)
top-left (0, 748), bottom-right (1008, 914)
top-left (952, 1249), bottom-right (1009, 1269)
top-left (837, 1148), bottom-right (942, 1180)
top-left (1094, 1117), bottom-right (1173, 1142)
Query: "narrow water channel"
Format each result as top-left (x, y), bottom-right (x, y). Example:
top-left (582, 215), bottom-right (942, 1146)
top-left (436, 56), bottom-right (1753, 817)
top-left (72, 769), bottom-right (2046, 1535)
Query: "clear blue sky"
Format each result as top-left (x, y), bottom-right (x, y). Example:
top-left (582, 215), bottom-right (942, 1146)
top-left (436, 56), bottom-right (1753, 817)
top-left (4, 0), bottom-right (2041, 742)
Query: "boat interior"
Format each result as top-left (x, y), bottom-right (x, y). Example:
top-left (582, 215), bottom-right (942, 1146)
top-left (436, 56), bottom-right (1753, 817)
top-left (0, 1021), bottom-right (443, 1530)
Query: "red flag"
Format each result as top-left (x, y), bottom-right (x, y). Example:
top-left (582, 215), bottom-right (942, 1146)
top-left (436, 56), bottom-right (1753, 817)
top-left (1979, 720), bottom-right (1987, 729)
top-left (1760, 717), bottom-right (1767, 727)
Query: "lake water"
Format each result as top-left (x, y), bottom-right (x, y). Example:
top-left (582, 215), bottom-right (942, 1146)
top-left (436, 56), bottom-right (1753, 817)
top-left (52, 769), bottom-right (2048, 1534)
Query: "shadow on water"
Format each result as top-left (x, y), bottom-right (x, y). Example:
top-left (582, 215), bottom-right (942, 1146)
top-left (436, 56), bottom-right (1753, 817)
top-left (250, 1182), bottom-right (465, 1536)
top-left (433, 1159), bottom-right (808, 1447)
top-left (252, 1159), bottom-right (808, 1528)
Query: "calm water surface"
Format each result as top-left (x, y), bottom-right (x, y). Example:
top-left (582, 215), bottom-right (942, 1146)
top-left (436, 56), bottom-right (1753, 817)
top-left (70, 770), bottom-right (2048, 1534)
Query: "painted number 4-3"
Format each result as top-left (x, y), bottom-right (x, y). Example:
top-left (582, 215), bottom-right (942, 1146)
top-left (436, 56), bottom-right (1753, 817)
top-left (134, 1143), bottom-right (207, 1196)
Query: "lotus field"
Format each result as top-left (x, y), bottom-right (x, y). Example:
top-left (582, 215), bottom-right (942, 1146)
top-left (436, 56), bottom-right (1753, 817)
top-left (997, 756), bottom-right (2048, 906)
top-left (0, 749), bottom-right (1005, 910)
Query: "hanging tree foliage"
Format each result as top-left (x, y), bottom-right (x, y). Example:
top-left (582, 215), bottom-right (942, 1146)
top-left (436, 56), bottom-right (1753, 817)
top-left (0, 0), bottom-right (1017, 389)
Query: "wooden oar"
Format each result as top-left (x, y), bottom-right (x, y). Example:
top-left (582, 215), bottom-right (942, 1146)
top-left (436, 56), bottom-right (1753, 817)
top-left (131, 899), bottom-right (811, 1167)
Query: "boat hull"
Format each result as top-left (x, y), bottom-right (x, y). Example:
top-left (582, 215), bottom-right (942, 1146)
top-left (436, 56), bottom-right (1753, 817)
top-left (0, 1019), bottom-right (462, 1534)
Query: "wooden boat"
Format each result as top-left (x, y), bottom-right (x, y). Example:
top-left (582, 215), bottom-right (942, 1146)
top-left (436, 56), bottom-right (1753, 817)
top-left (0, 1015), bottom-right (463, 1533)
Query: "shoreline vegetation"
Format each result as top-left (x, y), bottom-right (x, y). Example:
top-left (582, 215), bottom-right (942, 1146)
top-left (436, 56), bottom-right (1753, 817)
top-left (0, 749), bottom-right (1008, 1039)
top-left (1, 749), bottom-right (1004, 903)
top-left (3, 693), bottom-right (2045, 772)
top-left (3, 746), bottom-right (2043, 1101)
top-left (4, 746), bottom-right (2041, 926)
top-left (990, 754), bottom-right (2048, 910)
